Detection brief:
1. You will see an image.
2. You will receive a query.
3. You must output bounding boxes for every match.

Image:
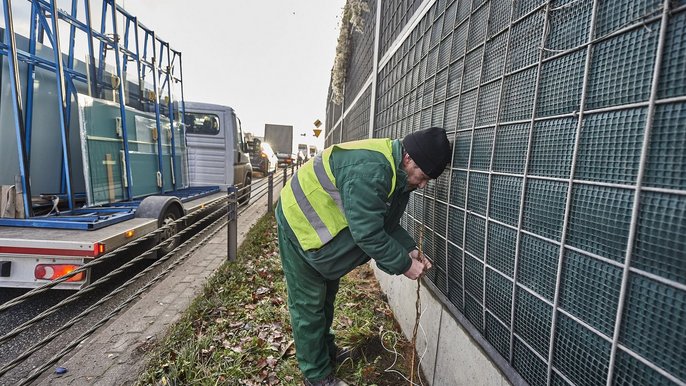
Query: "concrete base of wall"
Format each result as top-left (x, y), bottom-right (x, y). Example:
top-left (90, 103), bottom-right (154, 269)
top-left (372, 262), bottom-right (516, 386)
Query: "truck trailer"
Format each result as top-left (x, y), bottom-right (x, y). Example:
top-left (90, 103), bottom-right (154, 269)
top-left (0, 0), bottom-right (250, 289)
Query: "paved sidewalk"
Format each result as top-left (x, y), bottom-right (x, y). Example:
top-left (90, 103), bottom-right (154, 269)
top-left (36, 187), bottom-right (280, 386)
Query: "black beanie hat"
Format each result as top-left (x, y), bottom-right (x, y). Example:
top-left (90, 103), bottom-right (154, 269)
top-left (402, 127), bottom-right (451, 179)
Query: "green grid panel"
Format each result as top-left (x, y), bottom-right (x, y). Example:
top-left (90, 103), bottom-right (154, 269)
top-left (467, 4), bottom-right (489, 51)
top-left (643, 103), bottom-right (686, 190)
top-left (448, 244), bottom-right (464, 311)
top-left (456, 0), bottom-right (471, 24)
top-left (475, 81), bottom-right (501, 126)
top-left (543, 0), bottom-right (592, 58)
top-left (658, 10), bottom-right (686, 99)
top-left (486, 222), bottom-right (517, 277)
top-left (451, 22), bottom-right (469, 63)
top-left (450, 170), bottom-right (467, 208)
top-left (482, 32), bottom-right (508, 83)
top-left (467, 172), bottom-right (489, 215)
top-left (436, 170), bottom-right (450, 203)
top-left (463, 47), bottom-right (485, 91)
top-left (427, 47), bottom-right (439, 78)
top-left (448, 207), bottom-right (465, 250)
top-left (507, 9), bottom-right (545, 72)
top-left (421, 107), bottom-right (432, 128)
top-left (559, 249), bottom-right (623, 337)
top-left (528, 118), bottom-right (576, 178)
top-left (432, 102), bottom-right (445, 127)
top-left (443, 1), bottom-right (457, 38)
top-left (550, 372), bottom-right (570, 386)
top-left (613, 347), bottom-right (677, 386)
top-left (469, 127), bottom-right (494, 170)
top-left (513, 337), bottom-right (549, 386)
top-left (465, 292), bottom-right (484, 332)
top-left (465, 213), bottom-right (486, 258)
top-left (465, 253), bottom-right (484, 301)
top-left (566, 184), bottom-right (634, 262)
top-left (430, 14), bottom-right (444, 49)
top-left (444, 96), bottom-right (459, 132)
top-left (594, 0), bottom-right (662, 38)
top-left (620, 274), bottom-right (686, 382)
top-left (500, 68), bottom-right (537, 122)
top-left (586, 21), bottom-right (659, 109)
top-left (486, 267), bottom-right (513, 324)
top-left (485, 312), bottom-right (511, 359)
top-left (423, 79), bottom-right (435, 109)
top-left (513, 0), bottom-right (546, 20)
top-left (458, 89), bottom-right (478, 130)
top-left (489, 174), bottom-right (522, 227)
top-left (632, 191), bottom-right (686, 285)
top-left (488, 0), bottom-right (513, 38)
top-left (447, 60), bottom-right (464, 99)
top-left (535, 50), bottom-right (586, 117)
top-left (552, 313), bottom-right (612, 385)
top-left (493, 123), bottom-right (530, 174)
top-left (522, 179), bottom-right (568, 242)
top-left (514, 287), bottom-right (553, 358)
top-left (575, 108), bottom-right (646, 184)
top-left (435, 67), bottom-right (449, 102)
top-left (518, 233), bottom-right (560, 301)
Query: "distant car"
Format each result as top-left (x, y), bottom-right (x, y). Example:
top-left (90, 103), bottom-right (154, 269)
top-left (250, 142), bottom-right (278, 175)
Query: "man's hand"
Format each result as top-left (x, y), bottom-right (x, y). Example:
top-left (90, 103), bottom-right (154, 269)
top-left (403, 249), bottom-right (432, 280)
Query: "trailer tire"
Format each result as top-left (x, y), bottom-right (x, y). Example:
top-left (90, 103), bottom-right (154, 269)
top-left (135, 196), bottom-right (185, 257)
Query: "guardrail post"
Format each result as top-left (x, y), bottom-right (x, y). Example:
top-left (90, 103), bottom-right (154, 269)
top-left (268, 172), bottom-right (274, 212)
top-left (227, 186), bottom-right (237, 261)
top-left (282, 166), bottom-right (287, 188)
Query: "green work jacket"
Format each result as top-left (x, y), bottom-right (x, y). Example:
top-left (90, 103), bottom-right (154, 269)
top-left (276, 139), bottom-right (416, 280)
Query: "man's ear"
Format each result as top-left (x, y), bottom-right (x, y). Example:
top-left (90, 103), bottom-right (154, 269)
top-left (402, 152), bottom-right (411, 167)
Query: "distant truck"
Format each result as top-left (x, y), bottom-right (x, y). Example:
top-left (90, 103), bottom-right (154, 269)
top-left (264, 124), bottom-right (294, 167)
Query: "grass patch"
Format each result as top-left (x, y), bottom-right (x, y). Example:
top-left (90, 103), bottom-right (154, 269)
top-left (137, 212), bottom-right (423, 385)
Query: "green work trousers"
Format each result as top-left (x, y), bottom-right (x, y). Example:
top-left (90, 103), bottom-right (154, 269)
top-left (278, 222), bottom-right (340, 381)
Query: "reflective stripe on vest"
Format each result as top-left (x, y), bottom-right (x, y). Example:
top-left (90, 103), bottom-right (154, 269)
top-left (280, 138), bottom-right (397, 250)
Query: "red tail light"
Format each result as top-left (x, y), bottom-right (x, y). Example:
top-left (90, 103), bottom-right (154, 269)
top-left (34, 264), bottom-right (85, 282)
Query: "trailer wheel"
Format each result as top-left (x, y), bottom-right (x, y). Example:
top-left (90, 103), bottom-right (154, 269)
top-left (135, 196), bottom-right (185, 257)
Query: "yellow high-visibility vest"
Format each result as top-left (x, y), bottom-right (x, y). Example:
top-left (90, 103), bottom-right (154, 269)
top-left (280, 138), bottom-right (397, 250)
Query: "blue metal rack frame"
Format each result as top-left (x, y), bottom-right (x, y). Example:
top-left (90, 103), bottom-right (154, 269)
top-left (0, 0), bottom-right (189, 230)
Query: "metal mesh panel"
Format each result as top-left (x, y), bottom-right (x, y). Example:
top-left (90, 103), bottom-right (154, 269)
top-left (632, 191), bottom-right (686, 285)
top-left (586, 21), bottom-right (659, 109)
top-left (342, 85), bottom-right (372, 142)
top-left (575, 108), bottom-right (646, 184)
top-left (467, 172), bottom-right (488, 215)
top-left (465, 292), bottom-right (484, 331)
top-left (643, 103), bottom-right (686, 190)
top-left (513, 337), bottom-right (549, 386)
top-left (518, 233), bottom-right (560, 301)
top-left (458, 89), bottom-right (478, 129)
top-left (448, 206), bottom-right (465, 248)
top-left (444, 96), bottom-right (459, 131)
top-left (489, 0), bottom-right (513, 38)
top-left (486, 268), bottom-right (513, 324)
top-left (450, 170), bottom-right (467, 207)
top-left (552, 313), bottom-right (612, 386)
top-left (514, 288), bottom-right (553, 357)
top-left (658, 10), bottom-right (686, 99)
top-left (620, 274), bottom-right (686, 381)
top-left (465, 254), bottom-right (484, 302)
top-left (475, 81), bottom-right (501, 126)
top-left (469, 127), bottom-right (494, 170)
top-left (529, 118), bottom-right (576, 178)
top-left (522, 179), bottom-right (568, 241)
top-left (507, 9), bottom-right (545, 72)
top-left (465, 213), bottom-right (486, 258)
top-left (345, 0), bottom-right (377, 103)
top-left (513, 0), bottom-right (546, 21)
top-left (559, 250), bottom-right (623, 337)
top-left (566, 184), bottom-right (634, 262)
top-left (451, 21), bottom-right (470, 62)
top-left (489, 175), bottom-right (522, 227)
top-left (493, 123), bottom-right (530, 174)
top-left (481, 32), bottom-right (508, 83)
top-left (462, 46), bottom-right (484, 91)
top-left (535, 50), bottom-right (586, 117)
top-left (467, 4), bottom-right (489, 50)
top-left (594, 0), bottom-right (662, 38)
top-left (446, 60), bottom-right (464, 99)
top-left (500, 68), bottom-right (537, 122)
top-left (543, 0), bottom-right (592, 58)
top-left (438, 34), bottom-right (453, 70)
top-left (485, 312), bottom-right (511, 359)
top-left (613, 348), bottom-right (676, 386)
top-left (432, 102), bottom-right (445, 126)
top-left (486, 222), bottom-right (517, 277)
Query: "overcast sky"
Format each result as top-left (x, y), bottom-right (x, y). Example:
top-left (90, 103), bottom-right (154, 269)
top-left (121, 0), bottom-right (346, 149)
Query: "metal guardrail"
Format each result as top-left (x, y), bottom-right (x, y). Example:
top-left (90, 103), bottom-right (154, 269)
top-left (0, 166), bottom-right (296, 384)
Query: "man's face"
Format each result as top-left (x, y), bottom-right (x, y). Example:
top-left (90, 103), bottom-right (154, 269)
top-left (403, 154), bottom-right (431, 190)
